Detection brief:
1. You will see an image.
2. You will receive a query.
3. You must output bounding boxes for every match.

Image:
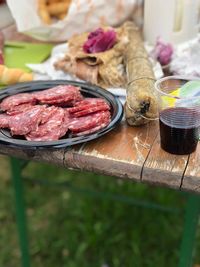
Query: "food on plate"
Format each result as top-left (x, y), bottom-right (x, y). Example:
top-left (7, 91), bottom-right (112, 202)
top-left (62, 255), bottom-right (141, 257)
top-left (0, 65), bottom-right (33, 85)
top-left (32, 84), bottom-right (83, 105)
top-left (0, 84), bottom-right (111, 141)
top-left (67, 98), bottom-right (110, 117)
top-left (26, 106), bottom-right (69, 141)
top-left (0, 93), bottom-right (36, 111)
top-left (83, 28), bottom-right (117, 54)
top-left (124, 22), bottom-right (158, 126)
top-left (38, 0), bottom-right (71, 25)
top-left (54, 23), bottom-right (130, 88)
top-left (68, 111), bottom-right (111, 136)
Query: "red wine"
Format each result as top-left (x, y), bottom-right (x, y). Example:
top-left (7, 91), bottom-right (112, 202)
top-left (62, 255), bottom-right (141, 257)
top-left (159, 107), bottom-right (200, 155)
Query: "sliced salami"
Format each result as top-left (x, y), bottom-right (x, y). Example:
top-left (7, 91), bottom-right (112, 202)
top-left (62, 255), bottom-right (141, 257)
top-left (0, 93), bottom-right (36, 111)
top-left (0, 113), bottom-right (10, 128)
top-left (73, 98), bottom-right (106, 107)
top-left (26, 107), bottom-right (68, 141)
top-left (72, 121), bottom-right (110, 136)
top-left (40, 106), bottom-right (59, 124)
top-left (7, 103), bottom-right (37, 116)
top-left (33, 85), bottom-right (83, 105)
top-left (68, 111), bottom-right (110, 133)
top-left (9, 105), bottom-right (45, 136)
top-left (0, 85), bottom-right (113, 142)
top-left (67, 101), bottom-right (110, 114)
top-left (72, 104), bottom-right (110, 117)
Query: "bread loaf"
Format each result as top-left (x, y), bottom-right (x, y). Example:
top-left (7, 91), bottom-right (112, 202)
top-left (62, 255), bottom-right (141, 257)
top-left (0, 65), bottom-right (33, 85)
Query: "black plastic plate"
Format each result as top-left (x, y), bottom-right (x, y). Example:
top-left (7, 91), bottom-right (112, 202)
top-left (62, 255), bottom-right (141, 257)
top-left (0, 80), bottom-right (123, 149)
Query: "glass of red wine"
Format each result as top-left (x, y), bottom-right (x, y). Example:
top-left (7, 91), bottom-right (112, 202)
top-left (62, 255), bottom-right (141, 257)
top-left (155, 76), bottom-right (200, 155)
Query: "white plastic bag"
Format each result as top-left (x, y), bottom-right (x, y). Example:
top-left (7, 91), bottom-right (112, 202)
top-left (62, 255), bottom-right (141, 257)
top-left (7, 0), bottom-right (137, 41)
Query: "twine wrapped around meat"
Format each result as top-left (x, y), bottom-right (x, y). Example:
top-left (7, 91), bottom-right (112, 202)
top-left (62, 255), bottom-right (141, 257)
top-left (124, 22), bottom-right (158, 126)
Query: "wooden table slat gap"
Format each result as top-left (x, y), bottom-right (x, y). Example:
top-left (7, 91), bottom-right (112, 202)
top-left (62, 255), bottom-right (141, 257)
top-left (180, 154), bottom-right (191, 190)
top-left (140, 129), bottom-right (159, 181)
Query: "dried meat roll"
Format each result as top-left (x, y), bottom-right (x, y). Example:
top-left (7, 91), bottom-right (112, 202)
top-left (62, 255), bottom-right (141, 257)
top-left (124, 22), bottom-right (158, 126)
top-left (54, 24), bottom-right (129, 88)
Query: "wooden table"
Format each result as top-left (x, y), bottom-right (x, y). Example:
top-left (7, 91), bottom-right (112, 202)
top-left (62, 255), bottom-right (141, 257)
top-left (1, 24), bottom-right (200, 267)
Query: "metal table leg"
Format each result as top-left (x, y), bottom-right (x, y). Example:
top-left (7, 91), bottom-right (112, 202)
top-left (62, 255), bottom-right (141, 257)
top-left (8, 156), bottom-right (200, 267)
top-left (178, 193), bottom-right (200, 267)
top-left (10, 157), bottom-right (30, 267)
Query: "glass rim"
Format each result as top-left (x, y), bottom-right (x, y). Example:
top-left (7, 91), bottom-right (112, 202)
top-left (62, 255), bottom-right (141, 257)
top-left (155, 75), bottom-right (200, 100)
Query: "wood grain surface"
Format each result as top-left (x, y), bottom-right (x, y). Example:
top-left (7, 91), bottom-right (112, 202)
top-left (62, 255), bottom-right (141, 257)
top-left (1, 25), bottom-right (200, 195)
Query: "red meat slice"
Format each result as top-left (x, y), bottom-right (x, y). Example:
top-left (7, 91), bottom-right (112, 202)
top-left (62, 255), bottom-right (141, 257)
top-left (7, 103), bottom-right (36, 116)
top-left (40, 106), bottom-right (59, 124)
top-left (72, 104), bottom-right (110, 117)
top-left (73, 98), bottom-right (106, 107)
top-left (68, 111), bottom-right (110, 133)
top-left (0, 93), bottom-right (36, 111)
top-left (9, 105), bottom-right (45, 136)
top-left (0, 113), bottom-right (10, 128)
top-left (59, 110), bottom-right (70, 137)
top-left (72, 121), bottom-right (110, 136)
top-left (26, 107), bottom-right (69, 141)
top-left (33, 85), bottom-right (83, 105)
top-left (67, 99), bottom-right (109, 114)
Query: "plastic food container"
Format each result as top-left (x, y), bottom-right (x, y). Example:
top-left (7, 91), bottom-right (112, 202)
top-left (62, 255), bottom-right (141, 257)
top-left (143, 0), bottom-right (200, 44)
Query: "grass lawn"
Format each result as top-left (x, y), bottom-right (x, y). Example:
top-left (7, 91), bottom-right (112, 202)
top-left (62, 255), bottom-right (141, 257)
top-left (0, 155), bottom-right (199, 267)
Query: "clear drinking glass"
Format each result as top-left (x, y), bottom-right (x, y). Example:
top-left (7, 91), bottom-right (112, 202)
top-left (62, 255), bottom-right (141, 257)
top-left (155, 76), bottom-right (200, 155)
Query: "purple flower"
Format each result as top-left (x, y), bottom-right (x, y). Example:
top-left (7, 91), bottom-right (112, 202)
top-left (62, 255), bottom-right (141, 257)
top-left (152, 37), bottom-right (174, 66)
top-left (83, 28), bottom-right (117, 54)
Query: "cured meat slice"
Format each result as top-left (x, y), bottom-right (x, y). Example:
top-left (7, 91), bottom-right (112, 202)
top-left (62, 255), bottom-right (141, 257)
top-left (68, 111), bottom-right (110, 133)
top-left (59, 110), bottom-right (70, 137)
top-left (0, 93), bottom-right (36, 111)
top-left (26, 108), bottom-right (69, 141)
top-left (72, 121), bottom-right (110, 136)
top-left (42, 93), bottom-right (83, 106)
top-left (73, 98), bottom-right (106, 107)
top-left (40, 106), bottom-right (59, 124)
top-left (67, 99), bottom-right (109, 114)
top-left (33, 85), bottom-right (83, 105)
top-left (72, 104), bottom-right (110, 117)
top-left (0, 113), bottom-right (10, 128)
top-left (7, 103), bottom-right (36, 116)
top-left (9, 105), bottom-right (45, 136)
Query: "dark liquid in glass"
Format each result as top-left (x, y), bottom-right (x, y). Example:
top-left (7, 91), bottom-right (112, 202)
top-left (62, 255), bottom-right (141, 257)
top-left (159, 107), bottom-right (200, 155)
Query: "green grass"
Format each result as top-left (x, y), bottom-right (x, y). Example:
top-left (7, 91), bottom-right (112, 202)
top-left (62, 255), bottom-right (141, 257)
top-left (0, 155), bottom-right (199, 267)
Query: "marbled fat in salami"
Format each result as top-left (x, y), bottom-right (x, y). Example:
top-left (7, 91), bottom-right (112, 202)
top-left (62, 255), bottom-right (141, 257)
top-left (7, 103), bottom-right (37, 116)
top-left (73, 98), bottom-right (106, 107)
top-left (73, 122), bottom-right (110, 136)
top-left (0, 93), bottom-right (36, 111)
top-left (33, 85), bottom-right (83, 105)
top-left (67, 99), bottom-right (110, 115)
top-left (9, 105), bottom-right (45, 136)
top-left (68, 111), bottom-right (111, 133)
top-left (26, 107), bottom-right (69, 141)
top-left (72, 104), bottom-right (110, 117)
top-left (0, 113), bottom-right (10, 128)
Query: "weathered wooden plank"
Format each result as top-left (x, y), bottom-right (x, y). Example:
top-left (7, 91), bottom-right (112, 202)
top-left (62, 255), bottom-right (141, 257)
top-left (0, 144), bottom-right (65, 167)
top-left (181, 143), bottom-right (200, 193)
top-left (142, 134), bottom-right (189, 190)
top-left (64, 121), bottom-right (158, 179)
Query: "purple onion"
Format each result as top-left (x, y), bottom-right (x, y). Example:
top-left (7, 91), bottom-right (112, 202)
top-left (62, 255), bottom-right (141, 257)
top-left (83, 28), bottom-right (117, 54)
top-left (152, 37), bottom-right (174, 66)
